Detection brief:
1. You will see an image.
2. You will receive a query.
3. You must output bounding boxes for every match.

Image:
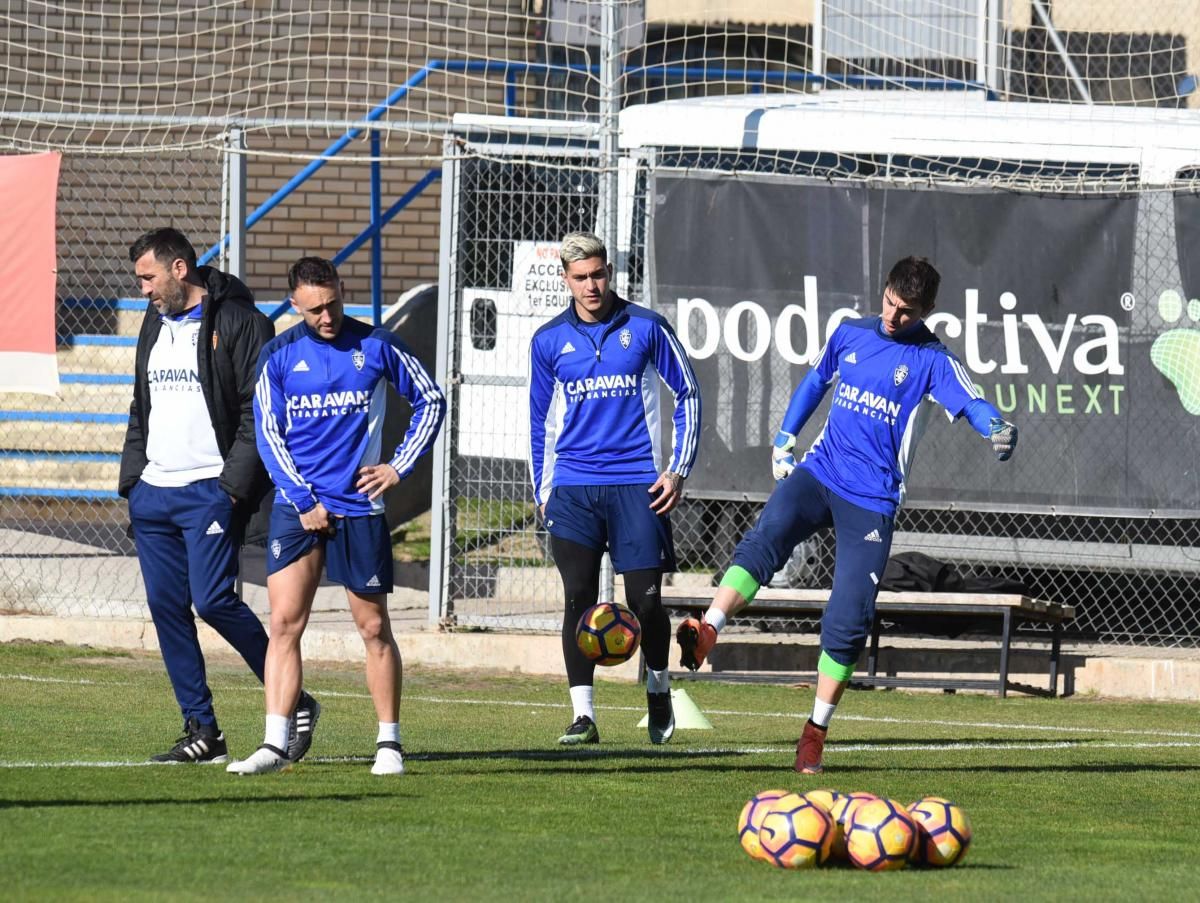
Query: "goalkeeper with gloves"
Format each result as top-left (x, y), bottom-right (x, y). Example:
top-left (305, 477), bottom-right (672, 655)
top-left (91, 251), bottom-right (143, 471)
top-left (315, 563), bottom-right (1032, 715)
top-left (676, 256), bottom-right (1017, 774)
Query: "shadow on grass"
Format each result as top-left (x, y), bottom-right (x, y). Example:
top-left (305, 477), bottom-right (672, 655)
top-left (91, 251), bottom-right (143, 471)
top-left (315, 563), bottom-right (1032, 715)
top-left (835, 763), bottom-right (1200, 775)
top-left (0, 791), bottom-right (402, 810)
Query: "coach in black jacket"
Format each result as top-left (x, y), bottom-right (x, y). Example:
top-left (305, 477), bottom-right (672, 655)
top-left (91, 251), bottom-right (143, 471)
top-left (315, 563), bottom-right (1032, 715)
top-left (119, 255), bottom-right (270, 508)
top-left (119, 228), bottom-right (317, 764)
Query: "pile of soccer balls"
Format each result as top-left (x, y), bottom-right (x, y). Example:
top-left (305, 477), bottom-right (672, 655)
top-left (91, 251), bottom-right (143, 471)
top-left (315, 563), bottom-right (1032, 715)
top-left (738, 788), bottom-right (972, 871)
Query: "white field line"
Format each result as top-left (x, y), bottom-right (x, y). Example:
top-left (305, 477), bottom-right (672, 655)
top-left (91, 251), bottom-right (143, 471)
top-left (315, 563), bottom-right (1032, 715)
top-left (6, 672), bottom-right (1200, 741)
top-left (3, 739), bottom-right (1200, 769)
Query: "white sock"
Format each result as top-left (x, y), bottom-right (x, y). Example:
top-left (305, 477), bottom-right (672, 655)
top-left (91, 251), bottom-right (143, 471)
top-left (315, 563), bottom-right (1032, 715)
top-left (377, 722), bottom-right (401, 745)
top-left (646, 667), bottom-right (671, 694)
top-left (265, 714), bottom-right (291, 751)
top-left (703, 608), bottom-right (727, 634)
top-left (569, 685), bottom-right (595, 721)
top-left (811, 698), bottom-right (837, 729)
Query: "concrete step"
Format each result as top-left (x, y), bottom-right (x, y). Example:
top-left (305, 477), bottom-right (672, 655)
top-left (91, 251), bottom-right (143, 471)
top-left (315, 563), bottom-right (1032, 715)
top-left (0, 454), bottom-right (119, 490)
top-left (0, 420), bottom-right (126, 453)
top-left (1, 383), bottom-right (131, 414)
top-left (57, 343), bottom-right (136, 373)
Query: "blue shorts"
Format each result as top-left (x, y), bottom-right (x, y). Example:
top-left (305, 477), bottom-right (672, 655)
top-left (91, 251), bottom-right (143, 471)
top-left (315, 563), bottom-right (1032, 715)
top-left (266, 505), bottom-right (393, 594)
top-left (732, 466), bottom-right (894, 665)
top-left (544, 483), bottom-right (676, 573)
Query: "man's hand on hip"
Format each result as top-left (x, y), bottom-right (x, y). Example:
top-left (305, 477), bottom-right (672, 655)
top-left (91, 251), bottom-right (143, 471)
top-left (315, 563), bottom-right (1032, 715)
top-left (648, 471), bottom-right (684, 514)
top-left (356, 463), bottom-right (400, 501)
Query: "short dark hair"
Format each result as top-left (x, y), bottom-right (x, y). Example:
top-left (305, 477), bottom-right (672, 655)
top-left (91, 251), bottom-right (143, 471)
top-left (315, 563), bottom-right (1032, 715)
top-left (288, 256), bottom-right (339, 292)
top-left (128, 227), bottom-right (197, 271)
top-left (886, 256), bottom-right (941, 310)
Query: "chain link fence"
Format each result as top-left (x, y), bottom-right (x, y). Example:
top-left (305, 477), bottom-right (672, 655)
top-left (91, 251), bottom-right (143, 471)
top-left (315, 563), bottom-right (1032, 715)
top-left (0, 146), bottom-right (224, 618)
top-left (438, 146), bottom-right (1200, 649)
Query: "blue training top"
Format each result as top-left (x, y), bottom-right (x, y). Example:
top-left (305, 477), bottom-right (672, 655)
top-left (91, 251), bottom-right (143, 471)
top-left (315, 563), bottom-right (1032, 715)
top-left (528, 295), bottom-right (701, 506)
top-left (254, 317), bottom-right (446, 517)
top-left (786, 316), bottom-right (983, 516)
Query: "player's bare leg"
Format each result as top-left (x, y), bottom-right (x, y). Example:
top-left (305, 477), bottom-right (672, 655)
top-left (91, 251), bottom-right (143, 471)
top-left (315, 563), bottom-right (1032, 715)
top-left (228, 546), bottom-right (322, 775)
top-left (347, 591), bottom-right (401, 721)
top-left (347, 590), bottom-right (405, 775)
top-left (264, 546), bottom-right (322, 718)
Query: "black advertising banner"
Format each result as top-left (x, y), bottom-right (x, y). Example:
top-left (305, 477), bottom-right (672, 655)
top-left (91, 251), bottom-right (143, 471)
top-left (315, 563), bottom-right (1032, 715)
top-left (1175, 192), bottom-right (1200, 303)
top-left (653, 172), bottom-right (1200, 513)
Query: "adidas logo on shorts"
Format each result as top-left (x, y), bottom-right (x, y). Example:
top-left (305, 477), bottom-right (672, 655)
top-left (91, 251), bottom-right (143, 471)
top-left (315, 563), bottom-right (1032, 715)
top-left (205, 521), bottom-right (224, 536)
top-left (863, 528), bottom-right (882, 542)
top-left (365, 575), bottom-right (381, 588)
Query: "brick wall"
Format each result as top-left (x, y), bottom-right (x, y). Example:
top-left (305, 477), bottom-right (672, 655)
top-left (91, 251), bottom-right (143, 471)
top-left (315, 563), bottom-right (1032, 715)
top-left (3, 1), bottom-right (536, 303)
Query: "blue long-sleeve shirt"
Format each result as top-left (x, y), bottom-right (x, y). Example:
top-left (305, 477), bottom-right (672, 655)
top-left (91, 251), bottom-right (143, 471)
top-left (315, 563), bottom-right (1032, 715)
top-left (786, 316), bottom-right (986, 515)
top-left (528, 295), bottom-right (701, 506)
top-left (254, 317), bottom-right (446, 516)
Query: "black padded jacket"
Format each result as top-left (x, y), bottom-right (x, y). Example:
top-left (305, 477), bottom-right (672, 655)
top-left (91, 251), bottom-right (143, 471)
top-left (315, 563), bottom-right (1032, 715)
top-left (117, 266), bottom-right (275, 514)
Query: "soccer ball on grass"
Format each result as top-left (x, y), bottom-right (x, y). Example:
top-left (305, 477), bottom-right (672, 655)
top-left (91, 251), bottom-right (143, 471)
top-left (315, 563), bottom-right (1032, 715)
top-left (846, 797), bottom-right (917, 871)
top-left (828, 791), bottom-right (879, 860)
top-left (737, 789), bottom-right (791, 861)
top-left (756, 792), bottom-right (835, 869)
top-left (908, 796), bottom-right (972, 867)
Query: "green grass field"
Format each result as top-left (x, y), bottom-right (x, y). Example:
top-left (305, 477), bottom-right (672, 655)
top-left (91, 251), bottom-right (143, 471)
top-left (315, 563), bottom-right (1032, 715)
top-left (3, 640), bottom-right (1198, 901)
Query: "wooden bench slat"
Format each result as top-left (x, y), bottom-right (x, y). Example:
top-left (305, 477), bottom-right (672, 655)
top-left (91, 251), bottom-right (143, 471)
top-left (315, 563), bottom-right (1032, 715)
top-left (659, 586), bottom-right (1071, 623)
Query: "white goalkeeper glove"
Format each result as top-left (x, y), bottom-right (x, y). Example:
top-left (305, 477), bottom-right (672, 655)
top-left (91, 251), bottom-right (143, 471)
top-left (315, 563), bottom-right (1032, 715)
top-left (989, 417), bottom-right (1018, 462)
top-left (771, 431), bottom-right (797, 481)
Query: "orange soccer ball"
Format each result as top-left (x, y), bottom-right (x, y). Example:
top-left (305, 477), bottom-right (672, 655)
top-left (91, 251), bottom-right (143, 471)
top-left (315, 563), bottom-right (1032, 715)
top-left (575, 603), bottom-right (641, 666)
top-left (846, 797), bottom-right (918, 872)
top-left (756, 793), bottom-right (835, 869)
top-left (908, 796), bottom-right (973, 867)
top-left (737, 789), bottom-right (791, 861)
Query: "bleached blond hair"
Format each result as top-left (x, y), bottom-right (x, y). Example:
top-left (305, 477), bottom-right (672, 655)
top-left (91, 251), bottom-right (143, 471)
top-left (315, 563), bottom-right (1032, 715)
top-left (559, 232), bottom-right (608, 269)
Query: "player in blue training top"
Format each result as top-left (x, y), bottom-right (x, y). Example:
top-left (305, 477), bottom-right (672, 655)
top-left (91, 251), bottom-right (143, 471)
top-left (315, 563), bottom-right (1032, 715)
top-left (529, 231), bottom-right (701, 747)
top-left (228, 256), bottom-right (445, 776)
top-left (676, 256), bottom-right (1018, 774)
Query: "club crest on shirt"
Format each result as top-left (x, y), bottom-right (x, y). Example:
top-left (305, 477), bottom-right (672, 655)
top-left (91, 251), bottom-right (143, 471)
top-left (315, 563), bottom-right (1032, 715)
top-left (619, 328), bottom-right (632, 349)
top-left (352, 349), bottom-right (365, 371)
top-left (271, 539), bottom-right (282, 560)
top-left (894, 364), bottom-right (909, 386)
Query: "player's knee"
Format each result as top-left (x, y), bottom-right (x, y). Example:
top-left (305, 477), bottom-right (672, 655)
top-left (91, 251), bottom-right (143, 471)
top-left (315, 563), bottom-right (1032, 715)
top-left (268, 608), bottom-right (306, 641)
top-left (563, 582), bottom-right (599, 615)
top-left (354, 610), bottom-right (392, 647)
top-left (819, 624), bottom-right (868, 665)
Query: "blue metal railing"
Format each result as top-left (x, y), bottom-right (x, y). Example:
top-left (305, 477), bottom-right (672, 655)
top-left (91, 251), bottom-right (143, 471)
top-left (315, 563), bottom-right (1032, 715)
top-left (197, 58), bottom-right (988, 325)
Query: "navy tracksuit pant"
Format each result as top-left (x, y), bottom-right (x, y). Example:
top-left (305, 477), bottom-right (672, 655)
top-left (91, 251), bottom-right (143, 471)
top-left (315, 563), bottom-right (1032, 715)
top-left (128, 477), bottom-right (268, 727)
top-left (731, 466), bottom-right (895, 667)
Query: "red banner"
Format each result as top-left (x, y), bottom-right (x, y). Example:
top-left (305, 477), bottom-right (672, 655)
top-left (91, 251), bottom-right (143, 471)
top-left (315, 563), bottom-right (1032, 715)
top-left (0, 152), bottom-right (61, 395)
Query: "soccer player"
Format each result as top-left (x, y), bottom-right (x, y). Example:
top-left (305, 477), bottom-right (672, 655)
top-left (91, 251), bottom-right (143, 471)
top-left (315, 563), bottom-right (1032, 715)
top-left (676, 256), bottom-right (1018, 773)
top-left (120, 228), bottom-right (319, 764)
top-left (529, 231), bottom-right (701, 746)
top-left (228, 257), bottom-right (445, 776)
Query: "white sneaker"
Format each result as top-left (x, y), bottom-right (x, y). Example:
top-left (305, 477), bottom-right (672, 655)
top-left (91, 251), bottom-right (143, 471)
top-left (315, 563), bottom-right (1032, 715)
top-left (226, 744), bottom-right (290, 775)
top-left (371, 741), bottom-right (405, 775)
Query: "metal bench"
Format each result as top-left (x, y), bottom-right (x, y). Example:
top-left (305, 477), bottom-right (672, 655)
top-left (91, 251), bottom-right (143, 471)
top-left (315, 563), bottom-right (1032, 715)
top-left (660, 585), bottom-right (1075, 698)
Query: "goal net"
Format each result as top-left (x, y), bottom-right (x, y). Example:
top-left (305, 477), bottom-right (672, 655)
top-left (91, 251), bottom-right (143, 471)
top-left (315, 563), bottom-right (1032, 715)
top-left (2, 1), bottom-right (1196, 160)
